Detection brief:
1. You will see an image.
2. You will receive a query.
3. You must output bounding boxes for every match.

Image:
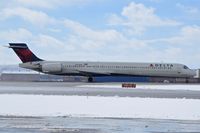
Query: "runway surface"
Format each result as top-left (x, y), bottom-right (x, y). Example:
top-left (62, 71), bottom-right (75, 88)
top-left (0, 82), bottom-right (200, 99)
top-left (0, 116), bottom-right (200, 133)
top-left (0, 82), bottom-right (200, 132)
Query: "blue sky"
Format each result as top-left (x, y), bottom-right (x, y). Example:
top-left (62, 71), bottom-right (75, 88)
top-left (0, 0), bottom-right (200, 68)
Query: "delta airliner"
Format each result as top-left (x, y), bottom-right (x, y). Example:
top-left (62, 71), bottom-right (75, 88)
top-left (8, 43), bottom-right (195, 82)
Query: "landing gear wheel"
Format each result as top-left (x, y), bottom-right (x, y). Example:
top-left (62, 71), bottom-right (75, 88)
top-left (88, 77), bottom-right (93, 82)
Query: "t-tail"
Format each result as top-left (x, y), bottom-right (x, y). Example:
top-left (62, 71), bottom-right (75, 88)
top-left (9, 43), bottom-right (43, 63)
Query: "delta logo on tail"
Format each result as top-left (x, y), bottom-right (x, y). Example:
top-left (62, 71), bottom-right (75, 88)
top-left (9, 43), bottom-right (43, 63)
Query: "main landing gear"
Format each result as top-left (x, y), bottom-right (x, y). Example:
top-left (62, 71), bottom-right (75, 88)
top-left (88, 77), bottom-right (94, 82)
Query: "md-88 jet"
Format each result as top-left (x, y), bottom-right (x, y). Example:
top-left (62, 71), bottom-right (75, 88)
top-left (8, 43), bottom-right (196, 82)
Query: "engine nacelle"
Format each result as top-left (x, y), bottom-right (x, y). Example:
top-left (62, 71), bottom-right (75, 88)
top-left (42, 63), bottom-right (62, 73)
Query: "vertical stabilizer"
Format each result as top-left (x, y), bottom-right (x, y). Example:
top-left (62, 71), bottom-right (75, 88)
top-left (9, 43), bottom-right (43, 63)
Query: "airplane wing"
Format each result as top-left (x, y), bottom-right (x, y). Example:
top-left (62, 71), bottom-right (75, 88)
top-left (78, 70), bottom-right (136, 77)
top-left (78, 70), bottom-right (111, 76)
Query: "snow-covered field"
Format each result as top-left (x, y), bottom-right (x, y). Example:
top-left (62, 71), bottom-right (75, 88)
top-left (78, 84), bottom-right (200, 91)
top-left (0, 94), bottom-right (200, 120)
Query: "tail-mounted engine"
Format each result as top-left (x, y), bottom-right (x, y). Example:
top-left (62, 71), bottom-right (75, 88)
top-left (42, 63), bottom-right (62, 73)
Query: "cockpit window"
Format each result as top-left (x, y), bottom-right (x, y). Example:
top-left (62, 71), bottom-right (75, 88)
top-left (183, 65), bottom-right (189, 69)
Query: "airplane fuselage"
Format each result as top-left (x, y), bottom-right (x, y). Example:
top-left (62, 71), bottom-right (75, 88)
top-left (19, 61), bottom-right (196, 79)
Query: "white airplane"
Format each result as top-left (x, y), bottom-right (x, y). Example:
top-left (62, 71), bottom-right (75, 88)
top-left (9, 43), bottom-right (196, 82)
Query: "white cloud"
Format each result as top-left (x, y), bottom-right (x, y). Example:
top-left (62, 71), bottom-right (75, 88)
top-left (145, 47), bottom-right (183, 62)
top-left (35, 34), bottom-right (65, 48)
top-left (64, 19), bottom-right (121, 40)
top-left (108, 2), bottom-right (181, 35)
top-left (176, 3), bottom-right (199, 14)
top-left (162, 25), bottom-right (200, 46)
top-left (0, 28), bottom-right (67, 49)
top-left (63, 19), bottom-right (154, 58)
top-left (143, 25), bottom-right (200, 67)
top-left (48, 28), bottom-right (61, 33)
top-left (14, 0), bottom-right (95, 9)
top-left (64, 19), bottom-right (127, 49)
top-left (149, 0), bottom-right (161, 3)
top-left (0, 28), bottom-right (33, 42)
top-left (0, 7), bottom-right (57, 27)
top-left (15, 0), bottom-right (58, 9)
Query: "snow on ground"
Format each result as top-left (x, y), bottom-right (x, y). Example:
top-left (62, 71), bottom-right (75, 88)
top-left (0, 94), bottom-right (200, 120)
top-left (78, 84), bottom-right (200, 91)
